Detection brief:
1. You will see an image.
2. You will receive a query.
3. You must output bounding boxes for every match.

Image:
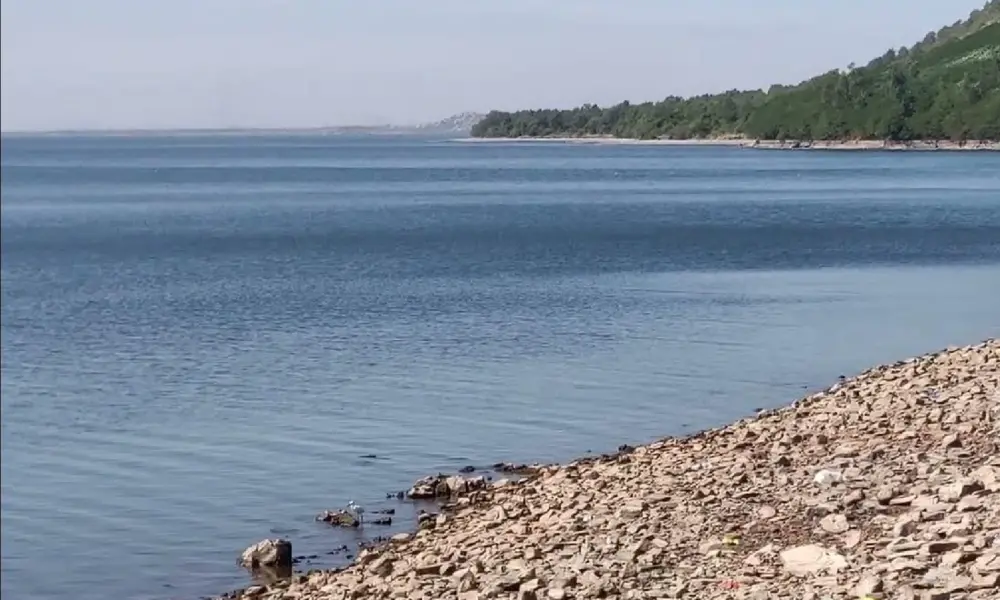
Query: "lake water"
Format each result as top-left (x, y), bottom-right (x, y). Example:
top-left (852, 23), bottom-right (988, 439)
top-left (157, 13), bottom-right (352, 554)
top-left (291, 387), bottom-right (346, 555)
top-left (1, 135), bottom-right (999, 600)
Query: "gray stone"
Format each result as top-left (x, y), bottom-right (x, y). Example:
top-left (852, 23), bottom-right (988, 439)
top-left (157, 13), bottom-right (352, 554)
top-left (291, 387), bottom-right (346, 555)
top-left (819, 513), bottom-right (849, 534)
top-left (779, 544), bottom-right (848, 577)
top-left (239, 539), bottom-right (292, 570)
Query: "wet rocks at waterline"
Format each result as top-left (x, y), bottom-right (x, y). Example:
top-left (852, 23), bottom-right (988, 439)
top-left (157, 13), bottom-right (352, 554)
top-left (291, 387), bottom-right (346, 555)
top-left (406, 474), bottom-right (489, 500)
top-left (317, 507), bottom-right (395, 528)
top-left (316, 510), bottom-right (361, 528)
top-left (222, 339), bottom-right (999, 600)
top-left (238, 539), bottom-right (292, 571)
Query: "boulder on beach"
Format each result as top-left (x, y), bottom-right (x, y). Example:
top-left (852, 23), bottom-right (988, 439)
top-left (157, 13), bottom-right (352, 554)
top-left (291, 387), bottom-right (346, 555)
top-left (238, 539), bottom-right (291, 570)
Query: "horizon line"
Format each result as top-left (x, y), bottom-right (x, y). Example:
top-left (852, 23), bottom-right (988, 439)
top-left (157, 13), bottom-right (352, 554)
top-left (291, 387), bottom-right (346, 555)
top-left (0, 124), bottom-right (473, 137)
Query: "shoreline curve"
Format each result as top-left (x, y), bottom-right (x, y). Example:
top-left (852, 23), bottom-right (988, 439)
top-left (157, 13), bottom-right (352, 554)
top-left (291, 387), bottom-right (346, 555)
top-left (219, 339), bottom-right (1000, 599)
top-left (452, 137), bottom-right (1000, 151)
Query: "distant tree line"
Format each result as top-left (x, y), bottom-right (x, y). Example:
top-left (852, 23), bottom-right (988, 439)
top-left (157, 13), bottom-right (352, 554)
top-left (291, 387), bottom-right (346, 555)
top-left (472, 2), bottom-right (1000, 142)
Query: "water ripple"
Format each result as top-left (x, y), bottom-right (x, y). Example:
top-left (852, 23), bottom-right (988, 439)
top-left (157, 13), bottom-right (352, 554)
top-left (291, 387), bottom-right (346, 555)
top-left (2, 136), bottom-right (999, 600)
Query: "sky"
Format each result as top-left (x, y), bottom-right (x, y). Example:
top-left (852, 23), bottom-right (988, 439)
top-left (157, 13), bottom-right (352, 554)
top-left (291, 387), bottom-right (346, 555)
top-left (0, 0), bottom-right (988, 131)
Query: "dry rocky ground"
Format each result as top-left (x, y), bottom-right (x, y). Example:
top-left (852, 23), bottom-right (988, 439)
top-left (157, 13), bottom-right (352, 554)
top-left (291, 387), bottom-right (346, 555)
top-left (223, 340), bottom-right (1000, 600)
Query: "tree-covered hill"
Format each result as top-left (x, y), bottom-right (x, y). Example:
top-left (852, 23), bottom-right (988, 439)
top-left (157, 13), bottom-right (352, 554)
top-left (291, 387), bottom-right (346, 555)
top-left (471, 2), bottom-right (1000, 141)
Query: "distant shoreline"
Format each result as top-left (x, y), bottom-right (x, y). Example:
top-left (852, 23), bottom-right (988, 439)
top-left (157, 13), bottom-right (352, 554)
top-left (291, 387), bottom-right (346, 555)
top-left (455, 136), bottom-right (1000, 151)
top-left (0, 129), bottom-right (457, 138)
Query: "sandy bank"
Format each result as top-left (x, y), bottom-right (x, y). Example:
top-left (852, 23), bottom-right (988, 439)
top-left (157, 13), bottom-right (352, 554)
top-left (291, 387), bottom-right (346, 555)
top-left (454, 137), bottom-right (1000, 151)
top-left (221, 340), bottom-right (1000, 600)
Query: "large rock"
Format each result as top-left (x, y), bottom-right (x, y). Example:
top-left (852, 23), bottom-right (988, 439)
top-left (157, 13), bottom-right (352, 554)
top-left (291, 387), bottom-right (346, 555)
top-left (406, 474), bottom-right (487, 499)
top-left (938, 478), bottom-right (985, 503)
top-left (316, 509), bottom-right (359, 528)
top-left (406, 475), bottom-right (440, 499)
top-left (819, 513), bottom-right (849, 534)
top-left (779, 544), bottom-right (848, 576)
top-left (239, 539), bottom-right (292, 570)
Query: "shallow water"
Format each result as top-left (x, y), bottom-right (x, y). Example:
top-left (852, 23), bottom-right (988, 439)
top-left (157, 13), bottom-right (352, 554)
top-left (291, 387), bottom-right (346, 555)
top-left (2, 135), bottom-right (999, 600)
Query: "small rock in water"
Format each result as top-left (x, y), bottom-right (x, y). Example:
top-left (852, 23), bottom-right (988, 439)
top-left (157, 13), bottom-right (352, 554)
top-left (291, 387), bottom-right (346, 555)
top-left (316, 510), bottom-right (359, 528)
top-left (406, 473), bottom-right (487, 499)
top-left (239, 539), bottom-right (292, 570)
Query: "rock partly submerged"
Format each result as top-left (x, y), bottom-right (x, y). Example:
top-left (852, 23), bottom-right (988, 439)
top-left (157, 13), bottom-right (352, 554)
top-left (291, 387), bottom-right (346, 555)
top-left (239, 539), bottom-right (292, 572)
top-left (221, 339), bottom-right (999, 599)
top-left (407, 474), bottom-right (490, 500)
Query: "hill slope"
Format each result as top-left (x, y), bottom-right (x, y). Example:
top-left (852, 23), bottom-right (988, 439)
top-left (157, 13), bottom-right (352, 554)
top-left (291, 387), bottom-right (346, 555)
top-left (414, 112), bottom-right (487, 135)
top-left (472, 2), bottom-right (1000, 141)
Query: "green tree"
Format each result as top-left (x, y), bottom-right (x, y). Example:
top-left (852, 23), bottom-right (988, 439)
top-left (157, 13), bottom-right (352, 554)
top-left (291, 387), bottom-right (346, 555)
top-left (471, 3), bottom-right (1000, 142)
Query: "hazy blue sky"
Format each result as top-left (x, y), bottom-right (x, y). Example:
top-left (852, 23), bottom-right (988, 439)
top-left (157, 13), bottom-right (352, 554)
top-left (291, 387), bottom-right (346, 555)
top-left (0, 0), bottom-right (987, 131)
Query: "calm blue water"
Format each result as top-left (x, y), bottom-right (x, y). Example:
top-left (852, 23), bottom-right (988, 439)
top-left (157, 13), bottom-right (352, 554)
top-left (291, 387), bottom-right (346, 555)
top-left (2, 135), bottom-right (999, 600)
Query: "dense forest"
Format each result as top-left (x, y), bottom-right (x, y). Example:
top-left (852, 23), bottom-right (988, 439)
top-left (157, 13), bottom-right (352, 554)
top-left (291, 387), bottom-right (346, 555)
top-left (471, 2), bottom-right (1000, 141)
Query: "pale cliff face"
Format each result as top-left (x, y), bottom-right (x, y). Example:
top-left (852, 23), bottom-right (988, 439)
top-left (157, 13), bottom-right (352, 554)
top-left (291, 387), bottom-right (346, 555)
top-left (416, 113), bottom-right (488, 134)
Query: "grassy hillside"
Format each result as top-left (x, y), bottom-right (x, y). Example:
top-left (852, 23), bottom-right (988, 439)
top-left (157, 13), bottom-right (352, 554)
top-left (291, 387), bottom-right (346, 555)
top-left (471, 2), bottom-right (1000, 141)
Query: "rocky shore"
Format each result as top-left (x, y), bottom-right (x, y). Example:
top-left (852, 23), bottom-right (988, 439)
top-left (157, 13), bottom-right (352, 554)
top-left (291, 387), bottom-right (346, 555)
top-left (745, 139), bottom-right (1000, 152)
top-left (456, 137), bottom-right (1000, 151)
top-left (221, 340), bottom-right (999, 600)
